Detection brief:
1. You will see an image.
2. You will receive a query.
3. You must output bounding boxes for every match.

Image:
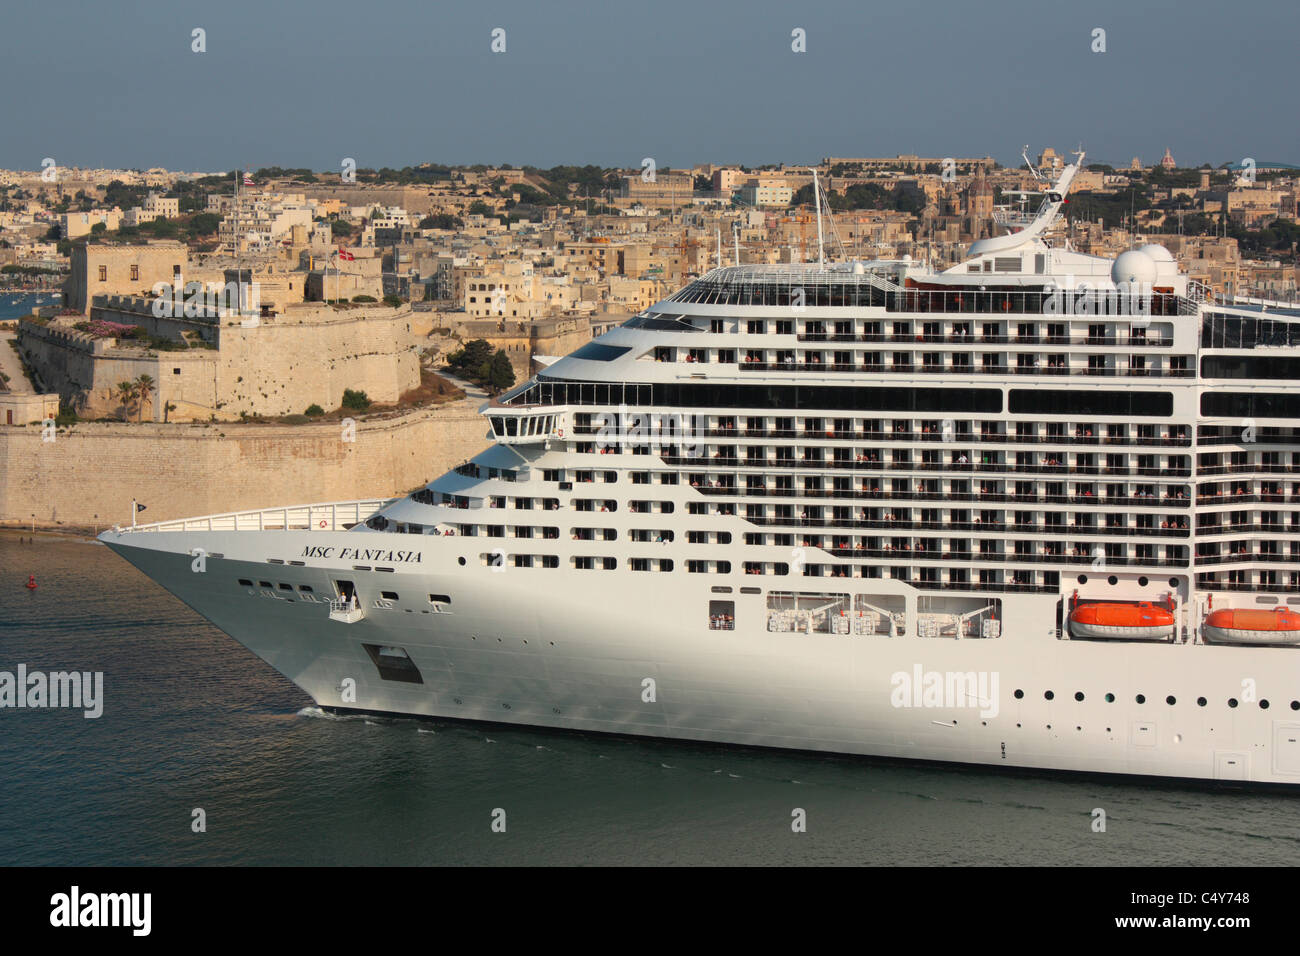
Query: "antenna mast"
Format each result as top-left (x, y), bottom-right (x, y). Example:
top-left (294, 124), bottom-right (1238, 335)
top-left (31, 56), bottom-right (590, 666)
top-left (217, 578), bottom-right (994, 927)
top-left (813, 169), bottom-right (825, 270)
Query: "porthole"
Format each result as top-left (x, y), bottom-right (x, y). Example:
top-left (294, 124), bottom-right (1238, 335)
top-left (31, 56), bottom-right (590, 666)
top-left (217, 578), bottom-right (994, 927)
top-left (1138, 576), bottom-right (1148, 587)
top-left (1044, 690), bottom-right (1054, 700)
top-left (1197, 697), bottom-right (1207, 707)
top-left (1166, 695), bottom-right (1176, 705)
top-left (1168, 578), bottom-right (1178, 589)
top-left (1074, 692), bottom-right (1084, 702)
top-left (1105, 693), bottom-right (1115, 703)
top-left (1077, 574), bottom-right (1087, 585)
top-left (1136, 694), bottom-right (1146, 704)
top-left (1107, 575), bottom-right (1118, 586)
top-left (458, 556), bottom-right (466, 566)
top-left (1261, 699), bottom-right (1270, 710)
top-left (1228, 698), bottom-right (1238, 708)
top-left (1291, 701), bottom-right (1299, 711)
top-left (1014, 689), bottom-right (1024, 699)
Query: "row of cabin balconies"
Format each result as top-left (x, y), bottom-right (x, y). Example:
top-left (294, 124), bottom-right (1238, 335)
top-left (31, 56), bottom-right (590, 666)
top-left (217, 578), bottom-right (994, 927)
top-left (740, 516), bottom-right (1190, 538)
top-left (1197, 575), bottom-right (1300, 592)
top-left (734, 361), bottom-right (1195, 379)
top-left (574, 419), bottom-right (1194, 446)
top-left (657, 450), bottom-right (1192, 477)
top-left (1198, 428), bottom-right (1300, 447)
top-left (698, 428), bottom-right (1193, 447)
top-left (1197, 461), bottom-right (1300, 475)
top-left (655, 346), bottom-right (1196, 377)
top-left (814, 546), bottom-right (1188, 568)
top-left (688, 485), bottom-right (1193, 508)
top-left (569, 417), bottom-right (1300, 450)
top-left (1195, 549), bottom-right (1300, 567)
top-left (795, 331), bottom-right (1172, 347)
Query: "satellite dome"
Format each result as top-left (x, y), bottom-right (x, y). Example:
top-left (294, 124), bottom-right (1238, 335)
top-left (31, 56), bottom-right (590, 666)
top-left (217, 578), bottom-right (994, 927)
top-left (1138, 243), bottom-right (1174, 263)
top-left (1112, 249), bottom-right (1157, 286)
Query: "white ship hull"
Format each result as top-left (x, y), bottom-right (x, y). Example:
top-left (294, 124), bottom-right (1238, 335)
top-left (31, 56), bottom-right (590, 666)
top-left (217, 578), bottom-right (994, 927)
top-left (102, 527), bottom-right (1300, 786)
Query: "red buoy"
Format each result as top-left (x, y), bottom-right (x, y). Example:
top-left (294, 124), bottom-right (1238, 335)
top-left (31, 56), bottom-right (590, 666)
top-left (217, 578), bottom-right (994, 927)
top-left (25, 575), bottom-right (37, 590)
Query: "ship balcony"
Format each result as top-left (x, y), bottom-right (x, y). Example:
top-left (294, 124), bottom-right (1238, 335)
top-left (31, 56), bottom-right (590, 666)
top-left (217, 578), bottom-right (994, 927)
top-left (328, 598), bottom-right (365, 623)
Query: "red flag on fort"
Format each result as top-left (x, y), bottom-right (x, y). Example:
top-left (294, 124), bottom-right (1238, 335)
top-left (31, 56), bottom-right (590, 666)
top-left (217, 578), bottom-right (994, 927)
top-left (338, 248), bottom-right (355, 261)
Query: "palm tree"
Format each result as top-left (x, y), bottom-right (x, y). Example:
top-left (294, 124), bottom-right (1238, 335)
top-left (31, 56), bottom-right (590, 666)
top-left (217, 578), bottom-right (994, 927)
top-left (115, 381), bottom-right (137, 421)
top-left (134, 374), bottom-right (155, 422)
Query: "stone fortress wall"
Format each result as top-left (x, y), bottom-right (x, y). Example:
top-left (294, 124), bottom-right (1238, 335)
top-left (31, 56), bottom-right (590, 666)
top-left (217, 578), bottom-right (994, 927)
top-left (18, 298), bottom-right (422, 421)
top-left (0, 404), bottom-right (490, 530)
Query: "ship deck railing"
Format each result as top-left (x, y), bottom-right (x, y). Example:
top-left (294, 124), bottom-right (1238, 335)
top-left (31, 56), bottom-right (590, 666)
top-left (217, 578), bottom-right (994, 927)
top-left (115, 498), bottom-right (395, 534)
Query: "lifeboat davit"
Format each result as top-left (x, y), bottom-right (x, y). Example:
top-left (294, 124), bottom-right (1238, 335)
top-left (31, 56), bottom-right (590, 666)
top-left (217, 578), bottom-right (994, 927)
top-left (1203, 607), bottom-right (1300, 646)
top-left (1069, 602), bottom-right (1175, 641)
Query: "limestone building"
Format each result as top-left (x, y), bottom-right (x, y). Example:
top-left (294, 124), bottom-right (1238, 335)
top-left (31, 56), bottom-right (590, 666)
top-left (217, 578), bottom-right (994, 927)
top-left (63, 240), bottom-right (188, 315)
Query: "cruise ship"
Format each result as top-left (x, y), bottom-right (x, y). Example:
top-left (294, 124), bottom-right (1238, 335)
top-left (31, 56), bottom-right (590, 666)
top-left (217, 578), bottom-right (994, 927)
top-left (102, 151), bottom-right (1300, 785)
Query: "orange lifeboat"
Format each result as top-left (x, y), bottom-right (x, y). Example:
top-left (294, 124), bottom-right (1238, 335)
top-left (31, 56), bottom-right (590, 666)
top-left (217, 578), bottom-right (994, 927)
top-left (1069, 602), bottom-right (1175, 641)
top-left (1203, 607), bottom-right (1300, 646)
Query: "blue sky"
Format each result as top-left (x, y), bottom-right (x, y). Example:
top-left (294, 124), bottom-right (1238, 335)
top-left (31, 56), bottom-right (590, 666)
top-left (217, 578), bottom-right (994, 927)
top-left (1, 0), bottom-right (1295, 172)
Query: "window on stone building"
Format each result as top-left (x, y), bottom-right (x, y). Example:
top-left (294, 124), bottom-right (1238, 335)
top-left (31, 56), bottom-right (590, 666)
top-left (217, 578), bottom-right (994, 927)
top-left (98, 266), bottom-right (107, 281)
top-left (130, 265), bottom-right (139, 281)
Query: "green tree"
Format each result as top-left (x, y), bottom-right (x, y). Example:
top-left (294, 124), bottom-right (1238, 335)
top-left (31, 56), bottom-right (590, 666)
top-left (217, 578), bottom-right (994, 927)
top-left (186, 212), bottom-right (221, 237)
top-left (418, 213), bottom-right (462, 230)
top-left (115, 381), bottom-right (137, 421)
top-left (448, 339), bottom-right (493, 375)
top-left (341, 389), bottom-right (371, 411)
top-left (487, 349), bottom-right (516, 393)
top-left (134, 374), bottom-right (155, 422)
top-left (304, 404), bottom-right (324, 416)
